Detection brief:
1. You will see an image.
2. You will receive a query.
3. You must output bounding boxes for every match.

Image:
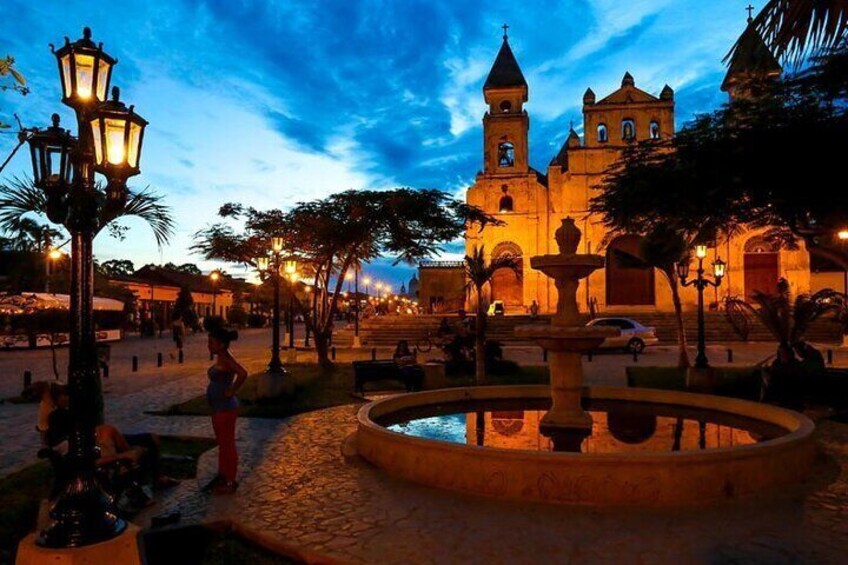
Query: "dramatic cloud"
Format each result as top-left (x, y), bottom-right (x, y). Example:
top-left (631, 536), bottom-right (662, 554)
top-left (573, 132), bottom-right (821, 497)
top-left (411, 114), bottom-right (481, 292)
top-left (1, 0), bottom-right (753, 285)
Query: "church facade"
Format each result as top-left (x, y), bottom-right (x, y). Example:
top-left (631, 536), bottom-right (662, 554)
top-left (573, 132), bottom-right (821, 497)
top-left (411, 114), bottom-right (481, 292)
top-left (464, 25), bottom-right (812, 315)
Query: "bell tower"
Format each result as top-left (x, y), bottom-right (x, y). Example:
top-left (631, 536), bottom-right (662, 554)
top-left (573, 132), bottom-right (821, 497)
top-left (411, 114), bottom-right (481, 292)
top-left (482, 26), bottom-right (529, 175)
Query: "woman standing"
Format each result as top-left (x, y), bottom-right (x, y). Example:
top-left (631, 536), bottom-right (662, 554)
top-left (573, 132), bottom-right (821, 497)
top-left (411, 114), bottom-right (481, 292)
top-left (205, 322), bottom-right (247, 495)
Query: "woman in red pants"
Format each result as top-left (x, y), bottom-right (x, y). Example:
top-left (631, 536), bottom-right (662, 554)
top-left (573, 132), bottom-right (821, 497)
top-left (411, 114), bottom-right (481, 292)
top-left (204, 321), bottom-right (247, 495)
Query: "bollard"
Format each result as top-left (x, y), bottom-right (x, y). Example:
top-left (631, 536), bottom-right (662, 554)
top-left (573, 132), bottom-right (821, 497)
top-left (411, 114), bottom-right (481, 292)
top-left (727, 348), bottom-right (734, 363)
top-left (178, 349), bottom-right (184, 364)
top-left (633, 350), bottom-right (639, 363)
top-left (132, 356), bottom-right (138, 372)
top-left (331, 346), bottom-right (336, 360)
top-left (543, 349), bottom-right (548, 363)
top-left (157, 352), bottom-right (163, 367)
top-left (827, 349), bottom-right (833, 366)
top-left (587, 350), bottom-right (593, 362)
top-left (371, 347), bottom-right (377, 361)
top-left (23, 370), bottom-right (32, 389)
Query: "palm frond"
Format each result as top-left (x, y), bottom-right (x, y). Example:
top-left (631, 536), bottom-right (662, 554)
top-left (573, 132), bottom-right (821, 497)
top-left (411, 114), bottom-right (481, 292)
top-left (106, 186), bottom-right (175, 248)
top-left (754, 0), bottom-right (848, 65)
top-left (0, 176), bottom-right (49, 235)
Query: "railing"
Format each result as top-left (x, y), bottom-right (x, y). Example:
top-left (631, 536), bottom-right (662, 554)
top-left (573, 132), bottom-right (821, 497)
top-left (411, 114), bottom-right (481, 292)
top-left (419, 261), bottom-right (464, 269)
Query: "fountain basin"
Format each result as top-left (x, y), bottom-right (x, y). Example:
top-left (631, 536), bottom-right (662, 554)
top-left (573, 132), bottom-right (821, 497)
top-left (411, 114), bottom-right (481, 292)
top-left (354, 385), bottom-right (816, 506)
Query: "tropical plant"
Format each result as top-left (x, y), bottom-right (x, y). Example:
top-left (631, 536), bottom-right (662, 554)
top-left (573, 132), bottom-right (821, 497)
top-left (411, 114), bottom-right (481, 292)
top-left (725, 279), bottom-right (841, 353)
top-left (194, 189), bottom-right (496, 367)
top-left (0, 176), bottom-right (174, 248)
top-left (463, 246), bottom-right (520, 384)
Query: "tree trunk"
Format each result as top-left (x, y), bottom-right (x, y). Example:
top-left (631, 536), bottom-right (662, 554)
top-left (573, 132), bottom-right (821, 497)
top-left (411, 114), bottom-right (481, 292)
top-left (475, 289), bottom-right (487, 385)
top-left (669, 273), bottom-right (690, 368)
top-left (314, 330), bottom-right (332, 369)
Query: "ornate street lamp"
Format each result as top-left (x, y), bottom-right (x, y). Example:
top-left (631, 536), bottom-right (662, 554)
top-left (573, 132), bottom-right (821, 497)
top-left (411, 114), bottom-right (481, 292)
top-left (678, 249), bottom-right (726, 369)
top-left (26, 27), bottom-right (147, 549)
top-left (45, 247), bottom-right (64, 293)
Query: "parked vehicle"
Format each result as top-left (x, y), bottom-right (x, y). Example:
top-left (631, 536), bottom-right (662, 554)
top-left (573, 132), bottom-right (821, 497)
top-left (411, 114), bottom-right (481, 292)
top-left (487, 300), bottom-right (505, 316)
top-left (586, 317), bottom-right (659, 353)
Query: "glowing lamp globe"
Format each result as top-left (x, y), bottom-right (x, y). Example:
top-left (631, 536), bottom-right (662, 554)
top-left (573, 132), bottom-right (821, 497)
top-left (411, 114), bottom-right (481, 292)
top-left (52, 27), bottom-right (116, 110)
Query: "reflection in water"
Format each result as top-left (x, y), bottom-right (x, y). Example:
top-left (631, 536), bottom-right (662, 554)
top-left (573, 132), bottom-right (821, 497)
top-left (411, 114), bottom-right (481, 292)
top-left (383, 399), bottom-right (784, 454)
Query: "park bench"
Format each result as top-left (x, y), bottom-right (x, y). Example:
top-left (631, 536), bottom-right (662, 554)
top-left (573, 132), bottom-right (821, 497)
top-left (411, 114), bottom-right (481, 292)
top-left (352, 360), bottom-right (423, 394)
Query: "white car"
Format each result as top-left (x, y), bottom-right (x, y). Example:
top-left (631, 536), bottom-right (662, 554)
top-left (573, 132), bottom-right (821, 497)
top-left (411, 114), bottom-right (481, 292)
top-left (586, 317), bottom-right (659, 353)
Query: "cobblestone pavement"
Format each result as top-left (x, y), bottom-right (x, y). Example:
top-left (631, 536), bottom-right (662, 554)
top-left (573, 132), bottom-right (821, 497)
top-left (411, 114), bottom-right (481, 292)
top-left (137, 404), bottom-right (848, 565)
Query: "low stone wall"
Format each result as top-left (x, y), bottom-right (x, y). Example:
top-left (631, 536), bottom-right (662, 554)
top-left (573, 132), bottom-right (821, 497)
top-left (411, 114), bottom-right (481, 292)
top-left (355, 385), bottom-right (816, 506)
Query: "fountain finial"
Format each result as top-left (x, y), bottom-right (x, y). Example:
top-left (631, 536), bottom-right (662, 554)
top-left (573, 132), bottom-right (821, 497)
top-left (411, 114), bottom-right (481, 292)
top-left (555, 217), bottom-right (581, 255)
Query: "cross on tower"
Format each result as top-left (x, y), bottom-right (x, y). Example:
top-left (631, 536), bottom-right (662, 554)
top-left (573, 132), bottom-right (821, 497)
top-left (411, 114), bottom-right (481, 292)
top-left (746, 4), bottom-right (755, 22)
top-left (502, 23), bottom-right (509, 40)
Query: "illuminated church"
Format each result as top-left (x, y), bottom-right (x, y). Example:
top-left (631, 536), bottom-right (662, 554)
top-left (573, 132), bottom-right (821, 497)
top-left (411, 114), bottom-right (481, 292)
top-left (461, 22), bottom-right (818, 315)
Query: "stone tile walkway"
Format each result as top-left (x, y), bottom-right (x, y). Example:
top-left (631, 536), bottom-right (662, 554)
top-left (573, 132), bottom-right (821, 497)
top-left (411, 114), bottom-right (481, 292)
top-left (138, 404), bottom-right (848, 564)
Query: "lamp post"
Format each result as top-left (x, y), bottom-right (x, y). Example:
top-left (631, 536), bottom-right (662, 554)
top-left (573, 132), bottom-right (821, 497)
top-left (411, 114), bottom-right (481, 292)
top-left (45, 247), bottom-right (63, 293)
top-left (284, 260), bottom-right (298, 348)
top-left (353, 263), bottom-right (361, 347)
top-left (678, 245), bottom-right (726, 369)
top-left (255, 237), bottom-right (286, 375)
top-left (210, 271), bottom-right (220, 316)
top-left (363, 276), bottom-right (371, 299)
top-left (838, 230), bottom-right (848, 294)
top-left (25, 27), bottom-right (147, 548)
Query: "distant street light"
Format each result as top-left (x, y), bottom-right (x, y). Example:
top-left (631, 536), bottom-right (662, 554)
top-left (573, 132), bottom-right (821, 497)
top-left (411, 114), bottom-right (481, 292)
top-left (255, 241), bottom-right (286, 376)
top-left (210, 271), bottom-right (221, 315)
top-left (45, 247), bottom-right (63, 293)
top-left (838, 230), bottom-right (848, 293)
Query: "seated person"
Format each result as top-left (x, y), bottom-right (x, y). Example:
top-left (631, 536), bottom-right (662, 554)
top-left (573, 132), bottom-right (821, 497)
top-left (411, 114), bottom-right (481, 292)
top-left (393, 340), bottom-right (417, 367)
top-left (46, 387), bottom-right (177, 490)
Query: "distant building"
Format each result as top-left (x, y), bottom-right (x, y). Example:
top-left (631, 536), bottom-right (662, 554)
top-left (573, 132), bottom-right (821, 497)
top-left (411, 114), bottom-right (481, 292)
top-left (408, 274), bottom-right (419, 298)
top-left (110, 265), bottom-right (237, 326)
top-left (418, 261), bottom-right (465, 314)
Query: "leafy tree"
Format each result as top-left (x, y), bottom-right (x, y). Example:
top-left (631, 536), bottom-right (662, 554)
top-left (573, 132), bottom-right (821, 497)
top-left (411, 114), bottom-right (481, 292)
top-left (0, 55), bottom-right (28, 130)
top-left (173, 286), bottom-right (198, 329)
top-left (162, 262), bottom-right (201, 275)
top-left (194, 189), bottom-right (496, 367)
top-left (99, 259), bottom-right (135, 278)
top-left (463, 246), bottom-right (520, 384)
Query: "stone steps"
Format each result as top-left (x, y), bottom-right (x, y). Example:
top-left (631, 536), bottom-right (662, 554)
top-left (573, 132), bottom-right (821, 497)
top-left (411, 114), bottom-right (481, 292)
top-left (345, 312), bottom-right (843, 346)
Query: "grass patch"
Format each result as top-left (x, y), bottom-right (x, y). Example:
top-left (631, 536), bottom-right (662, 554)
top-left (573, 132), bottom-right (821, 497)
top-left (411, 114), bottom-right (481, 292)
top-left (626, 366), bottom-right (763, 400)
top-left (0, 435), bottom-right (214, 563)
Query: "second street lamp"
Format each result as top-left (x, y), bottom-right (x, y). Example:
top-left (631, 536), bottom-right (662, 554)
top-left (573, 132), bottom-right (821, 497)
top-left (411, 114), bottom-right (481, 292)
top-left (678, 247), bottom-right (726, 369)
top-left (255, 243), bottom-right (285, 375)
top-left (210, 271), bottom-right (221, 316)
top-left (284, 260), bottom-right (298, 348)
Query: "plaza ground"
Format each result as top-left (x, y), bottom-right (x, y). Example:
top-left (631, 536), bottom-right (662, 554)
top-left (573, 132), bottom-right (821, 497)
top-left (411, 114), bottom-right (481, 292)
top-left (2, 328), bottom-right (848, 562)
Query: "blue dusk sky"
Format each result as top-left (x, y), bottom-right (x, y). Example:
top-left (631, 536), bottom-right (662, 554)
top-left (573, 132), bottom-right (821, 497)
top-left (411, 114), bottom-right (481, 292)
top-left (1, 1), bottom-right (752, 287)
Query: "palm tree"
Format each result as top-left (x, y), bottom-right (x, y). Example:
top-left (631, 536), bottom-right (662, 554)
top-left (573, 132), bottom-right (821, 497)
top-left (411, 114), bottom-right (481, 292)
top-left (745, 1), bottom-right (848, 64)
top-left (463, 246), bottom-right (520, 385)
top-left (0, 176), bottom-right (174, 247)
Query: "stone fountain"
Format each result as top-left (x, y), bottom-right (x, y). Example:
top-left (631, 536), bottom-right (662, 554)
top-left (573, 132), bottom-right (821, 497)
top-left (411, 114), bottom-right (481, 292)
top-left (515, 217), bottom-right (617, 449)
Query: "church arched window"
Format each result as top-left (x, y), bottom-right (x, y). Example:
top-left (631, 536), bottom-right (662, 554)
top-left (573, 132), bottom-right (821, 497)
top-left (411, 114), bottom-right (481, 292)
top-left (500, 100), bottom-right (512, 113)
top-left (499, 185), bottom-right (513, 212)
top-left (649, 120), bottom-right (660, 139)
top-left (622, 119), bottom-right (635, 141)
top-left (597, 123), bottom-right (608, 143)
top-left (498, 142), bottom-right (515, 167)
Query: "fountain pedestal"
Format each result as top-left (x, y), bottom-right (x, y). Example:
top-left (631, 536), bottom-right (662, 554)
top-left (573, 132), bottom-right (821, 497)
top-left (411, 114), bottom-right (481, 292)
top-left (515, 218), bottom-right (617, 447)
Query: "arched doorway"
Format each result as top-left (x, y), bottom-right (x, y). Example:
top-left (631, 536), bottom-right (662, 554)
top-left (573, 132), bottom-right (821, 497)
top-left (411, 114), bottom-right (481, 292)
top-left (744, 236), bottom-right (780, 300)
top-left (606, 235), bottom-right (655, 306)
top-left (490, 242), bottom-right (523, 312)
